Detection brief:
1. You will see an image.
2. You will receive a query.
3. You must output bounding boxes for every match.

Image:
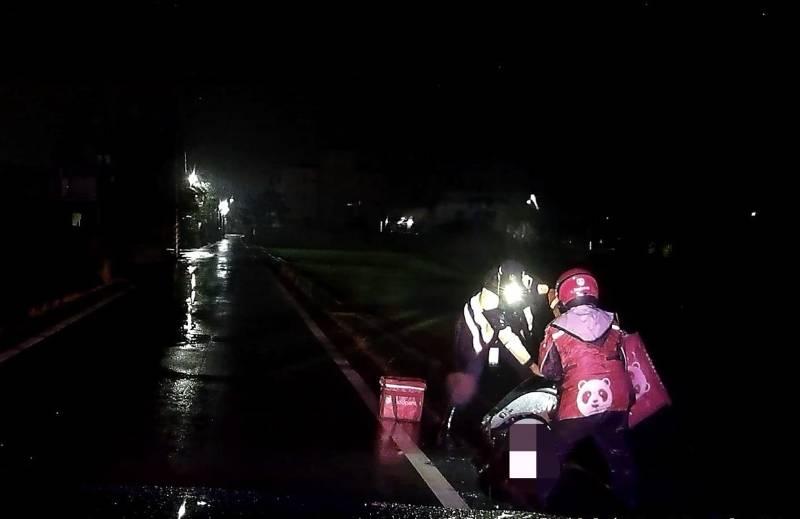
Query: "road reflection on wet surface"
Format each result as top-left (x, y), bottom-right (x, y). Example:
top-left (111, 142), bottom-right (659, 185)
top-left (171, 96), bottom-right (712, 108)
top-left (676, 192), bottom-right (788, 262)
top-left (1, 236), bottom-right (506, 517)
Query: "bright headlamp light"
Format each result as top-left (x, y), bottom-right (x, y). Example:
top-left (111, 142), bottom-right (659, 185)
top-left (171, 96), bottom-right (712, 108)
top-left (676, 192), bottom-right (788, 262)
top-left (502, 281), bottom-right (525, 305)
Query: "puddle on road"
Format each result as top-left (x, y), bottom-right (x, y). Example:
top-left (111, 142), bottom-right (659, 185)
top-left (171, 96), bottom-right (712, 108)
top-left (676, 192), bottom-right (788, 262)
top-left (159, 240), bottom-right (234, 463)
top-left (162, 343), bottom-right (235, 379)
top-left (158, 376), bottom-right (202, 462)
top-left (180, 250), bottom-right (215, 262)
top-left (176, 242), bottom-right (228, 348)
top-left (216, 254), bottom-right (229, 280)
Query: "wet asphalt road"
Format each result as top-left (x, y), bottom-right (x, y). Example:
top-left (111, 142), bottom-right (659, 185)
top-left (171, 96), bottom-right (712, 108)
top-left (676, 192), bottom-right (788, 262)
top-left (0, 237), bottom-right (478, 516)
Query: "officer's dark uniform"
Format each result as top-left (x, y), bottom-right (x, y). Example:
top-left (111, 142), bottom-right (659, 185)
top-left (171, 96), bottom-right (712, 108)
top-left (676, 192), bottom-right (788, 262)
top-left (448, 262), bottom-right (539, 439)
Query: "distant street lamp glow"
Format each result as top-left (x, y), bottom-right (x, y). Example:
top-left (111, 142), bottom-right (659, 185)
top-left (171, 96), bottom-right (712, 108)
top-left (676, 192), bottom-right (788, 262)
top-left (528, 193), bottom-right (540, 210)
top-left (188, 168), bottom-right (200, 188)
top-left (751, 211), bottom-right (757, 217)
top-left (219, 199), bottom-right (230, 217)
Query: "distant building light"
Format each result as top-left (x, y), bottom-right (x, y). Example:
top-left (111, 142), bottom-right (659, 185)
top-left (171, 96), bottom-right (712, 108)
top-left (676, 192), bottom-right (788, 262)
top-left (751, 211), bottom-right (757, 217)
top-left (406, 216), bottom-right (414, 229)
top-left (589, 240), bottom-right (593, 251)
top-left (605, 216), bottom-right (610, 221)
top-left (346, 202), bottom-right (354, 207)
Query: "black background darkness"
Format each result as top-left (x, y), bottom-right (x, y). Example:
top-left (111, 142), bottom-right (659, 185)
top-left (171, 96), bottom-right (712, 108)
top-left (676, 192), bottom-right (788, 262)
top-left (10, 2), bottom-right (787, 218)
top-left (2, 1), bottom-right (795, 514)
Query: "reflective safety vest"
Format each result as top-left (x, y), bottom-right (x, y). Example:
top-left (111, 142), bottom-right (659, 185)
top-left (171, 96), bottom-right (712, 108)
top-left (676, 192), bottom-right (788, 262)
top-left (460, 289), bottom-right (535, 369)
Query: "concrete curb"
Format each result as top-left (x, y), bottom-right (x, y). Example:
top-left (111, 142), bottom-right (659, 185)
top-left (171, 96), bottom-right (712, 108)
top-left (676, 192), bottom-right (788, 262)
top-left (25, 279), bottom-right (129, 319)
top-left (0, 279), bottom-right (131, 343)
top-left (0, 285), bottom-right (133, 365)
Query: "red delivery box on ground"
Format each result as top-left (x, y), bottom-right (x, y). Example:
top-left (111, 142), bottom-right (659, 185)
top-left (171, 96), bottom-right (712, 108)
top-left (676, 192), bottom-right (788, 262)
top-left (379, 376), bottom-right (427, 422)
top-left (622, 332), bottom-right (671, 427)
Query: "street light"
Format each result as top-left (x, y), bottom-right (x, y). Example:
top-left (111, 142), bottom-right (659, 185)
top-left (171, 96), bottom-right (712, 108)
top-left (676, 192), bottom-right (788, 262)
top-left (188, 167), bottom-right (200, 188)
top-left (219, 199), bottom-right (230, 217)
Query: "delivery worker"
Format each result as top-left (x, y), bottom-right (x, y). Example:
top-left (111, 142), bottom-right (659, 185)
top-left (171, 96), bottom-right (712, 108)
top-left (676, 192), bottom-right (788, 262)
top-left (537, 268), bottom-right (637, 510)
top-left (444, 260), bottom-right (541, 444)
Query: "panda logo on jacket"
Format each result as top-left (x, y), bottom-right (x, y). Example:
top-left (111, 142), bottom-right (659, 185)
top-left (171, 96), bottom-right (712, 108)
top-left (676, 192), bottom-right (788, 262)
top-left (577, 378), bottom-right (613, 416)
top-left (627, 362), bottom-right (651, 400)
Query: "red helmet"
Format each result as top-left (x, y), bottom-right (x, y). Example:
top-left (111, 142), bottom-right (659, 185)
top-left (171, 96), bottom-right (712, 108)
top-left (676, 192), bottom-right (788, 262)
top-left (555, 268), bottom-right (599, 308)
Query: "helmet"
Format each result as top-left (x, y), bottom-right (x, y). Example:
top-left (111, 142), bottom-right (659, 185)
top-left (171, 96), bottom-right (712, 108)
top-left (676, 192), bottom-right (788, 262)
top-left (484, 260), bottom-right (534, 310)
top-left (555, 268), bottom-right (599, 309)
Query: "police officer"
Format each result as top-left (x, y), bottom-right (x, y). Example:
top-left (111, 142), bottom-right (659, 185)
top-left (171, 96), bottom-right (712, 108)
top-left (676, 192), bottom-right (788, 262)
top-left (444, 260), bottom-right (541, 443)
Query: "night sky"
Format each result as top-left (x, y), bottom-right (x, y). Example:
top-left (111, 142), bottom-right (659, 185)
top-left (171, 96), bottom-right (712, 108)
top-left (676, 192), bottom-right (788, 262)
top-left (4, 1), bottom-right (785, 222)
top-left (183, 17), bottom-right (783, 224)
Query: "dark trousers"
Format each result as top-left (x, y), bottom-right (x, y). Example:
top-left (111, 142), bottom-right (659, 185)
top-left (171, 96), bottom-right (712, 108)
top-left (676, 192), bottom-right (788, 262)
top-left (542, 411), bottom-right (637, 510)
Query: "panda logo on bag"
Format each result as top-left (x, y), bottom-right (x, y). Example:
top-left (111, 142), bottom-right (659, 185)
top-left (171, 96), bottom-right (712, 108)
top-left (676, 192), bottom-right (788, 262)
top-left (576, 378), bottom-right (613, 416)
top-left (627, 362), bottom-right (651, 399)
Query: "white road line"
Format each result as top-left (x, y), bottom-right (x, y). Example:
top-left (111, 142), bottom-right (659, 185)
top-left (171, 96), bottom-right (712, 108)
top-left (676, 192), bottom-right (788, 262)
top-left (273, 276), bottom-right (470, 510)
top-left (0, 288), bottom-right (131, 365)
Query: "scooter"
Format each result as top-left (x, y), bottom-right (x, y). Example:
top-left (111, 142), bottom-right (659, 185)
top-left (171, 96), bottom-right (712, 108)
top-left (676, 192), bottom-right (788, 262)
top-left (474, 375), bottom-right (560, 508)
